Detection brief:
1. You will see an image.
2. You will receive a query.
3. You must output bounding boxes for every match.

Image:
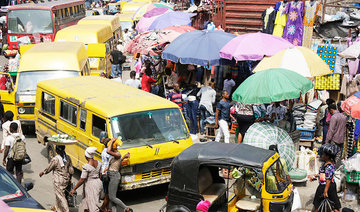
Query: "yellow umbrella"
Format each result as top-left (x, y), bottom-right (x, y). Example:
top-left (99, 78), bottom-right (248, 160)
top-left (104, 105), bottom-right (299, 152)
top-left (253, 46), bottom-right (332, 77)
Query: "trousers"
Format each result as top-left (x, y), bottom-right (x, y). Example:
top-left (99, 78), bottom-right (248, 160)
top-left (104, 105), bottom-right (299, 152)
top-left (199, 105), bottom-right (211, 133)
top-left (215, 119), bottom-right (230, 143)
top-left (108, 171), bottom-right (127, 212)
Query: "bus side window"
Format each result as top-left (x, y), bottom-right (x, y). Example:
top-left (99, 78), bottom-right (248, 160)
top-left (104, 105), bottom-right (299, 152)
top-left (60, 100), bottom-right (77, 126)
top-left (92, 114), bottom-right (106, 138)
top-left (41, 92), bottom-right (55, 116)
top-left (79, 108), bottom-right (87, 130)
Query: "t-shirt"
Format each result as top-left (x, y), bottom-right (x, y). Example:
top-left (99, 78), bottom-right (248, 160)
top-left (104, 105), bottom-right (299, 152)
top-left (101, 148), bottom-right (112, 174)
top-left (266, 104), bottom-right (287, 121)
top-left (223, 79), bottom-right (236, 95)
top-left (125, 79), bottom-right (141, 89)
top-left (110, 50), bottom-right (125, 65)
top-left (216, 100), bottom-right (230, 121)
top-left (168, 91), bottom-right (182, 109)
top-left (141, 74), bottom-right (156, 92)
top-left (4, 133), bottom-right (25, 159)
top-left (1, 120), bottom-right (23, 150)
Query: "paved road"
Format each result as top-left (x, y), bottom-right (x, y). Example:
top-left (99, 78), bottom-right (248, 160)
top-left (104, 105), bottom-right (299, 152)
top-left (1, 132), bottom-right (167, 211)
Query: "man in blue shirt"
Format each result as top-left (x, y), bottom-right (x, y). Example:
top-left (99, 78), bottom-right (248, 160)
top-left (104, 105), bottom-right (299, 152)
top-left (215, 90), bottom-right (231, 143)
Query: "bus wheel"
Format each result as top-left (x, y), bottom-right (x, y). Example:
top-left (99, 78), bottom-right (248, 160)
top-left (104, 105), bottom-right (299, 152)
top-left (47, 143), bottom-right (55, 163)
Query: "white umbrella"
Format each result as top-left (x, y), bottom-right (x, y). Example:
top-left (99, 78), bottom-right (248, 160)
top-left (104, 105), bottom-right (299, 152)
top-left (253, 46), bottom-right (332, 77)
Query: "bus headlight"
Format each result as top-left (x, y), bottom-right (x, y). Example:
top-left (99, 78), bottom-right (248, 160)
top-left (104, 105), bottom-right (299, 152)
top-left (18, 107), bottom-right (25, 114)
top-left (121, 175), bottom-right (135, 183)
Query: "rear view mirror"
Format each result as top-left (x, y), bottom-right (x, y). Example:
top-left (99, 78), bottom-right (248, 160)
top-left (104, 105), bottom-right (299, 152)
top-left (24, 182), bottom-right (34, 191)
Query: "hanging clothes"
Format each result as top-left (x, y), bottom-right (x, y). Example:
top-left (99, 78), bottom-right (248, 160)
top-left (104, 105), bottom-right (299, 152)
top-left (302, 1), bottom-right (321, 48)
top-left (282, 1), bottom-right (305, 46)
top-left (273, 1), bottom-right (288, 37)
top-left (347, 36), bottom-right (360, 81)
top-left (262, 7), bottom-right (276, 34)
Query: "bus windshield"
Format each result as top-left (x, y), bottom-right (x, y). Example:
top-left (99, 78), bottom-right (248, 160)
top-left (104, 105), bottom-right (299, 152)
top-left (111, 108), bottom-right (189, 149)
top-left (8, 9), bottom-right (53, 34)
top-left (17, 71), bottom-right (79, 94)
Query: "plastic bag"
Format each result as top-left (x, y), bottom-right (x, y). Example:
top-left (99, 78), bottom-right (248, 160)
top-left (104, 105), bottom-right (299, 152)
top-left (318, 198), bottom-right (334, 212)
top-left (291, 188), bottom-right (301, 211)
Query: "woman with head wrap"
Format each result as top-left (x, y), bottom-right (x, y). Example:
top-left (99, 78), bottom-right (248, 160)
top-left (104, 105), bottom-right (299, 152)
top-left (70, 147), bottom-right (102, 212)
top-left (39, 145), bottom-right (74, 212)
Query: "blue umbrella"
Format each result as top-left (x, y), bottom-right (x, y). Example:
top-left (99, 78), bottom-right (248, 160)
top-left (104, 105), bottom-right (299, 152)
top-left (162, 30), bottom-right (236, 66)
top-left (148, 11), bottom-right (196, 31)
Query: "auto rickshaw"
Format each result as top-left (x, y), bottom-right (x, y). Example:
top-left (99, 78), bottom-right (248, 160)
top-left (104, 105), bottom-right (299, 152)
top-left (163, 142), bottom-right (293, 212)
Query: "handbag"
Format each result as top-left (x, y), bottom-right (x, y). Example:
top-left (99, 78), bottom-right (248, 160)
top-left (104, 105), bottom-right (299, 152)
top-left (318, 198), bottom-right (334, 212)
top-left (315, 74), bottom-right (340, 90)
top-left (317, 40), bottom-right (338, 74)
top-left (22, 154), bottom-right (31, 165)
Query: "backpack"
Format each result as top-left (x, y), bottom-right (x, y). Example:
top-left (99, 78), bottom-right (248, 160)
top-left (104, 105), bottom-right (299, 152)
top-left (11, 135), bottom-right (26, 161)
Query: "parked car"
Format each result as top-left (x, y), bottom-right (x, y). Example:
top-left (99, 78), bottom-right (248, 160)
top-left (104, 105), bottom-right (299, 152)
top-left (0, 166), bottom-right (44, 209)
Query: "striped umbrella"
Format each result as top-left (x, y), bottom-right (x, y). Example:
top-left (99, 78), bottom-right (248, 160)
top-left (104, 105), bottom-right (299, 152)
top-left (341, 91), bottom-right (360, 119)
top-left (243, 122), bottom-right (296, 171)
top-left (253, 46), bottom-right (332, 77)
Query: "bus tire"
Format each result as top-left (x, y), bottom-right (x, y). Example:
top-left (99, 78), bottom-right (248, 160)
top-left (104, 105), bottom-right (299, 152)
top-left (47, 143), bottom-right (55, 163)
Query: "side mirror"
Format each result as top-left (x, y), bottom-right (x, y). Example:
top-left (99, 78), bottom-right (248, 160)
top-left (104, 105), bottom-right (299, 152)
top-left (24, 182), bottom-right (34, 191)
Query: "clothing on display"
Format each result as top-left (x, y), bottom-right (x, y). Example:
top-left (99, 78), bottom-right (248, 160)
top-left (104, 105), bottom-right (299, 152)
top-left (340, 75), bottom-right (360, 98)
top-left (262, 7), bottom-right (276, 34)
top-left (345, 122), bottom-right (354, 159)
top-left (273, 1), bottom-right (289, 37)
top-left (283, 1), bottom-right (305, 46)
top-left (302, 0), bottom-right (321, 48)
top-left (347, 36), bottom-right (360, 81)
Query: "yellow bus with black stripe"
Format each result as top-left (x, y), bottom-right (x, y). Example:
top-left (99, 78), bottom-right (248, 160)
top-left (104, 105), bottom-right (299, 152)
top-left (35, 76), bottom-right (193, 190)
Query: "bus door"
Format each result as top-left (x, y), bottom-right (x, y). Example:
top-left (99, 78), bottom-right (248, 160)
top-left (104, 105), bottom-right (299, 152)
top-left (0, 72), bottom-right (16, 116)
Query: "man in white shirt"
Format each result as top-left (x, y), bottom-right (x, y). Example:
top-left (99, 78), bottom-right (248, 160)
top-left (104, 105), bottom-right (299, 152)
top-left (266, 102), bottom-right (287, 124)
top-left (3, 122), bottom-right (25, 183)
top-left (125, 71), bottom-right (141, 89)
top-left (1, 111), bottom-right (23, 153)
top-left (197, 82), bottom-right (216, 134)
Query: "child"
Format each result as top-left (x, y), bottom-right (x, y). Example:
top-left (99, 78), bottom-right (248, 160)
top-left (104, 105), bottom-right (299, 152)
top-left (310, 144), bottom-right (341, 212)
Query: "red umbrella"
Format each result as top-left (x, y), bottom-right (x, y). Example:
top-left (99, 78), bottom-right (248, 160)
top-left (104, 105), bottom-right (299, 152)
top-left (125, 29), bottom-right (181, 56)
top-left (163, 25), bottom-right (196, 33)
top-left (342, 91), bottom-right (360, 119)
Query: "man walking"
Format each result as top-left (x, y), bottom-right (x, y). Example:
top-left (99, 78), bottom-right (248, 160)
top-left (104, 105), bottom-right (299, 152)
top-left (325, 104), bottom-right (346, 168)
top-left (3, 122), bottom-right (26, 183)
top-left (197, 82), bottom-right (216, 135)
top-left (110, 49), bottom-right (125, 79)
top-left (215, 90), bottom-right (231, 143)
top-left (125, 71), bottom-right (141, 89)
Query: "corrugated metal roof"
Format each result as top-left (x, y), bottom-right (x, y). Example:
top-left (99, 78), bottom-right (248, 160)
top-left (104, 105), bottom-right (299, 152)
top-left (213, 0), bottom-right (278, 33)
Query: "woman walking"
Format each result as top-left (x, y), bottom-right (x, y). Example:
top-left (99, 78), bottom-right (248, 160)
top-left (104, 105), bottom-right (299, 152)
top-left (310, 144), bottom-right (341, 212)
top-left (70, 147), bottom-right (102, 212)
top-left (39, 145), bottom-right (74, 212)
top-left (107, 138), bottom-right (132, 212)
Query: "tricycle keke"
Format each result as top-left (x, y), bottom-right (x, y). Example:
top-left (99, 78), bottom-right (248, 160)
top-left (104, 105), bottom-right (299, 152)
top-left (162, 142), bottom-right (294, 212)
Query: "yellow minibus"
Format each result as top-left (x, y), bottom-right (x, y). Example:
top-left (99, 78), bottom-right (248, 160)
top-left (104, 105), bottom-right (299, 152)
top-left (35, 76), bottom-right (193, 190)
top-left (1, 42), bottom-right (89, 126)
top-left (78, 15), bottom-right (122, 41)
top-left (55, 24), bottom-right (113, 76)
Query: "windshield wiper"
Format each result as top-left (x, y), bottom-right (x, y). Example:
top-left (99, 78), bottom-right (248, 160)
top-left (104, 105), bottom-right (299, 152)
top-left (145, 143), bottom-right (153, 148)
top-left (170, 140), bottom-right (179, 144)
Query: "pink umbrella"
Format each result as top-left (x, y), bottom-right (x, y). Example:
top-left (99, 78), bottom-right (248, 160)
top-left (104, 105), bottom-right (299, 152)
top-left (220, 32), bottom-right (294, 61)
top-left (144, 7), bottom-right (170, 18)
top-left (125, 29), bottom-right (181, 56)
top-left (136, 9), bottom-right (172, 33)
top-left (163, 25), bottom-right (196, 33)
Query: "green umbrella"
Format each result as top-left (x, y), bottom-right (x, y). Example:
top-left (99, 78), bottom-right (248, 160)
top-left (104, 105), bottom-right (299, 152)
top-left (243, 122), bottom-right (295, 171)
top-left (232, 68), bottom-right (313, 104)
